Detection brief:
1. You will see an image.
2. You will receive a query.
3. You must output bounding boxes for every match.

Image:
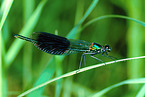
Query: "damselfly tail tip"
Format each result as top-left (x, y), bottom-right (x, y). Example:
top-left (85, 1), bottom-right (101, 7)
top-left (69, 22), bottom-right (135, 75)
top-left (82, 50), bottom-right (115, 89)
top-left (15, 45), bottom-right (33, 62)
top-left (13, 34), bottom-right (19, 38)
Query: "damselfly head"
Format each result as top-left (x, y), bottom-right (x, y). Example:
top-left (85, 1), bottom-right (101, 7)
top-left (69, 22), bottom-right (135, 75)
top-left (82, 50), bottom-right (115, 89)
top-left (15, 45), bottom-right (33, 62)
top-left (104, 44), bottom-right (111, 52)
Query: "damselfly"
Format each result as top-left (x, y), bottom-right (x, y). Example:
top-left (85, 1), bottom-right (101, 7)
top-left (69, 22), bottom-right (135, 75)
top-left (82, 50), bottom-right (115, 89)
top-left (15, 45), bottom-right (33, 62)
top-left (14, 32), bottom-right (114, 69)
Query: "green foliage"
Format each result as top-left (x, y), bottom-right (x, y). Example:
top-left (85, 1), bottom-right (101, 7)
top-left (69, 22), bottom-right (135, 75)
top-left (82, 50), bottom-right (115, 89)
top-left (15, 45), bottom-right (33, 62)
top-left (1, 0), bottom-right (145, 97)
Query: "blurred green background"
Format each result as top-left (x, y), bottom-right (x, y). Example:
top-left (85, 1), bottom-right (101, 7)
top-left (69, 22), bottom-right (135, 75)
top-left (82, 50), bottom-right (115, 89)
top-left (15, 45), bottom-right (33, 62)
top-left (1, 0), bottom-right (145, 97)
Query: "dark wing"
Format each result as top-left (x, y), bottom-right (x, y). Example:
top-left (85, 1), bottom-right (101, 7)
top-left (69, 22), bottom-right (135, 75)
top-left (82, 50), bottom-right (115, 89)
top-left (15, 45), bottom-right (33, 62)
top-left (31, 32), bottom-right (70, 55)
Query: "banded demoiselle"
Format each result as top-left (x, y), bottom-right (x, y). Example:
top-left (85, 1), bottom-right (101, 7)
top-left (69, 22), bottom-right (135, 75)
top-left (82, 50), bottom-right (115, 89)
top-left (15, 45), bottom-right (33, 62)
top-left (14, 32), bottom-right (114, 69)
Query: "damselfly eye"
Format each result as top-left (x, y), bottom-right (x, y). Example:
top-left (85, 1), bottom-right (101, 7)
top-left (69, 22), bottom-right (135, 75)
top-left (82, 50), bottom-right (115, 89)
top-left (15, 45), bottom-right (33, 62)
top-left (105, 44), bottom-right (111, 52)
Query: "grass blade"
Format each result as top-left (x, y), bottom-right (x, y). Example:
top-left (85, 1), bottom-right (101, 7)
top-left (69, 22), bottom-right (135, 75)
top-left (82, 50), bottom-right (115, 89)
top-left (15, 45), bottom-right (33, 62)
top-left (29, 0), bottom-right (99, 96)
top-left (0, 31), bottom-right (3, 97)
top-left (0, 0), bottom-right (14, 96)
top-left (6, 0), bottom-right (47, 67)
top-left (18, 56), bottom-right (145, 96)
top-left (67, 0), bottom-right (99, 39)
top-left (92, 78), bottom-right (145, 97)
top-left (0, 0), bottom-right (14, 30)
top-left (27, 57), bottom-right (55, 97)
top-left (22, 0), bottom-right (34, 90)
top-left (81, 15), bottom-right (145, 32)
top-left (136, 84), bottom-right (145, 97)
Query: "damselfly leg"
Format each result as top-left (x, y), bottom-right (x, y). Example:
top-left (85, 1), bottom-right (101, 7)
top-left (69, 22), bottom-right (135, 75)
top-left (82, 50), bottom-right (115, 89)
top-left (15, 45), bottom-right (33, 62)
top-left (90, 55), bottom-right (106, 65)
top-left (102, 52), bottom-right (117, 62)
top-left (76, 53), bottom-right (106, 73)
top-left (76, 53), bottom-right (86, 73)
